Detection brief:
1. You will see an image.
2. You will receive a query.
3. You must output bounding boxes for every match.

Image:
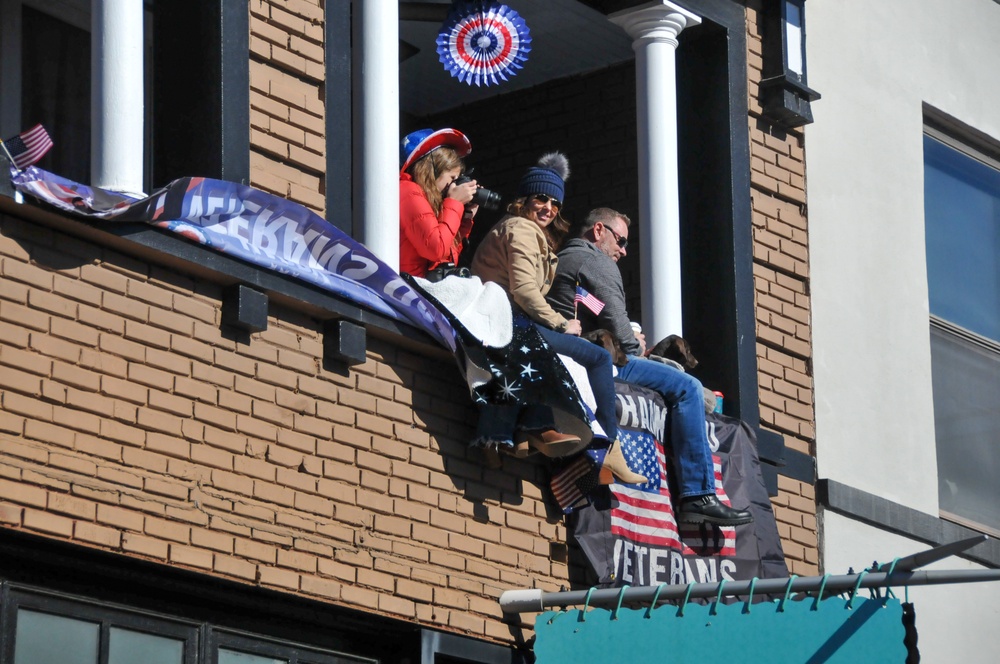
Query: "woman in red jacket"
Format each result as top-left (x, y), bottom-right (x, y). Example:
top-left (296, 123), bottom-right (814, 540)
top-left (399, 128), bottom-right (480, 278)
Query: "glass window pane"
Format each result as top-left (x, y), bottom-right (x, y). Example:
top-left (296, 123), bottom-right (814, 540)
top-left (109, 626), bottom-right (185, 664)
top-left (14, 609), bottom-right (99, 664)
top-left (218, 649), bottom-right (287, 664)
top-left (21, 6), bottom-right (91, 183)
top-left (931, 326), bottom-right (1000, 531)
top-left (923, 134), bottom-right (1000, 342)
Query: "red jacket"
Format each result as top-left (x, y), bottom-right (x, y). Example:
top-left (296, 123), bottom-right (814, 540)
top-left (399, 173), bottom-right (472, 277)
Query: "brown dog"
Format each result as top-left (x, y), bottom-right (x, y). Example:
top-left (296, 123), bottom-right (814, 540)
top-left (582, 329), bottom-right (629, 367)
top-left (647, 334), bottom-right (699, 370)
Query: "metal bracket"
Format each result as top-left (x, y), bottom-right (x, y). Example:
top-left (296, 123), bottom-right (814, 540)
top-left (222, 284), bottom-right (268, 333)
top-left (324, 319), bottom-right (367, 368)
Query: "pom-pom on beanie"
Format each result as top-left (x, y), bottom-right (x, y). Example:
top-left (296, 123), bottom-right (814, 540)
top-left (517, 152), bottom-right (570, 203)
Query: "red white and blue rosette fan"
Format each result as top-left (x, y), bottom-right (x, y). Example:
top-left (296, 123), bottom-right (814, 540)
top-left (436, 1), bottom-right (531, 87)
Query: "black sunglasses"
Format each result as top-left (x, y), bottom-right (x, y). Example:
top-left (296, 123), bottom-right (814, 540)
top-left (531, 194), bottom-right (562, 210)
top-left (604, 224), bottom-right (628, 249)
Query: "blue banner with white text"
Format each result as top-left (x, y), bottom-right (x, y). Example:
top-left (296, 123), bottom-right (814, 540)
top-left (10, 167), bottom-right (456, 350)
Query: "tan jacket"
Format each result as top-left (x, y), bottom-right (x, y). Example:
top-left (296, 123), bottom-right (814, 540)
top-left (471, 215), bottom-right (568, 330)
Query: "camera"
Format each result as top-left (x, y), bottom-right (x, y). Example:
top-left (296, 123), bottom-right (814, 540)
top-left (452, 173), bottom-right (502, 211)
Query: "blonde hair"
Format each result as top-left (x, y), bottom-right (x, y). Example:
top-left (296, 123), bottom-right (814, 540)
top-left (508, 197), bottom-right (570, 251)
top-left (409, 147), bottom-right (464, 215)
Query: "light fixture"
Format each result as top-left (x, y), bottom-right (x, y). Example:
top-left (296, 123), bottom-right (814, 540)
top-left (760, 0), bottom-right (821, 128)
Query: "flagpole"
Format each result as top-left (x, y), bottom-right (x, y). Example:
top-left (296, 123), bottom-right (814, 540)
top-left (0, 138), bottom-right (21, 172)
top-left (574, 281), bottom-right (579, 319)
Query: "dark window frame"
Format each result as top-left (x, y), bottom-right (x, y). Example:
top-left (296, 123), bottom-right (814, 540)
top-left (3, 586), bottom-right (200, 664)
top-left (0, 530), bottom-right (517, 664)
top-left (152, 0), bottom-right (250, 187)
top-left (210, 629), bottom-right (376, 664)
top-left (923, 109), bottom-right (1000, 537)
top-left (1, 584), bottom-right (380, 664)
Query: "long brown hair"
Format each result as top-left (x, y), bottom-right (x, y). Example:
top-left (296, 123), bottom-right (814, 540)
top-left (409, 147), bottom-right (464, 215)
top-left (508, 197), bottom-right (570, 251)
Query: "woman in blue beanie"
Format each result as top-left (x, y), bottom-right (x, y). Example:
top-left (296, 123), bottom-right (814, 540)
top-left (470, 154), bottom-right (646, 484)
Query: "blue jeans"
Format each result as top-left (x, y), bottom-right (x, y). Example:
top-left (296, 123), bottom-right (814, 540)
top-left (474, 325), bottom-right (618, 446)
top-left (617, 356), bottom-right (715, 499)
top-left (474, 404), bottom-right (554, 448)
top-left (534, 324), bottom-right (618, 443)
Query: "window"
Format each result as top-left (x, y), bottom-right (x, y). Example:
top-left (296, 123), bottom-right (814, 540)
top-left (0, 0), bottom-right (153, 188)
top-left (19, 3), bottom-right (92, 183)
top-left (8, 592), bottom-right (197, 664)
top-left (3, 588), bottom-right (374, 664)
top-left (924, 128), bottom-right (1000, 534)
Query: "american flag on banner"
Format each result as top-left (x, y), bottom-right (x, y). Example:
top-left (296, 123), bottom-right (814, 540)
top-left (611, 429), bottom-right (736, 555)
top-left (677, 455), bottom-right (737, 556)
top-left (574, 285), bottom-right (605, 315)
top-left (610, 430), bottom-right (682, 549)
top-left (2, 124), bottom-right (53, 170)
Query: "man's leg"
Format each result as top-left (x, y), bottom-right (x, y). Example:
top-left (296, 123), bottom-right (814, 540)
top-left (617, 357), bottom-right (752, 526)
top-left (617, 357), bottom-right (714, 498)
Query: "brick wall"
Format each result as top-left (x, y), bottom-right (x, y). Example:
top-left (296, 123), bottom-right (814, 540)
top-left (0, 211), bottom-right (569, 642)
top-left (249, 0), bottom-right (326, 214)
top-left (745, 0), bottom-right (818, 576)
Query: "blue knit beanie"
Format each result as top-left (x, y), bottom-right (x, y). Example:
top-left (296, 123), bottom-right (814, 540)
top-left (517, 152), bottom-right (570, 202)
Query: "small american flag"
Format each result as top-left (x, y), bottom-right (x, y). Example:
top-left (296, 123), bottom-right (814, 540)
top-left (3, 124), bottom-right (53, 170)
top-left (550, 453), bottom-right (600, 513)
top-left (574, 285), bottom-right (605, 315)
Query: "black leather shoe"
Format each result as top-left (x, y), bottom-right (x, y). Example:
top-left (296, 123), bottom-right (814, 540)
top-left (677, 494), bottom-right (753, 526)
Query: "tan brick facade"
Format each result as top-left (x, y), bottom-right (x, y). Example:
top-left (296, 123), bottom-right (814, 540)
top-left (746, 0), bottom-right (819, 577)
top-left (0, 210), bottom-right (570, 641)
top-left (0, 0), bottom-right (819, 651)
top-left (249, 0), bottom-right (326, 213)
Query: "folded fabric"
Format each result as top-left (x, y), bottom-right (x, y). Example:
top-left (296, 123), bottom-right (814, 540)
top-left (409, 274), bottom-right (596, 443)
top-left (414, 275), bottom-right (512, 348)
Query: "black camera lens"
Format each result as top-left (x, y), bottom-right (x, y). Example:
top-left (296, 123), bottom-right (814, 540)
top-left (471, 187), bottom-right (502, 211)
top-left (453, 174), bottom-right (502, 211)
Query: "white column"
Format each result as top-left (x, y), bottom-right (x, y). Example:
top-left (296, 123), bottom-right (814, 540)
top-left (611, 1), bottom-right (700, 340)
top-left (357, 0), bottom-right (400, 269)
top-left (92, 0), bottom-right (144, 196)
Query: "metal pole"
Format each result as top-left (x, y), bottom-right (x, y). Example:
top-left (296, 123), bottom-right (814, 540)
top-left (877, 534), bottom-right (987, 572)
top-left (499, 568), bottom-right (1000, 614)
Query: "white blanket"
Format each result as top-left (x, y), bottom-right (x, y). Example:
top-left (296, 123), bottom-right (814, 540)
top-left (416, 275), bottom-right (601, 440)
top-left (414, 275), bottom-right (512, 348)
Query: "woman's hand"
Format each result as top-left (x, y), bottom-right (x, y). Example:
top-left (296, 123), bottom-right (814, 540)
top-left (563, 319), bottom-right (582, 336)
top-left (446, 178), bottom-right (478, 205)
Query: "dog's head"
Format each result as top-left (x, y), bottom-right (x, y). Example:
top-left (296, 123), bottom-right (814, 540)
top-left (582, 329), bottom-right (629, 367)
top-left (647, 334), bottom-right (698, 370)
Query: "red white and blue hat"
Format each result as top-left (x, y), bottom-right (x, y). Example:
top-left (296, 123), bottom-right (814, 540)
top-left (399, 128), bottom-right (471, 173)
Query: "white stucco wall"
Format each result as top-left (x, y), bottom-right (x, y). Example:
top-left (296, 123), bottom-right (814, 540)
top-left (823, 512), bottom-right (1000, 663)
top-left (807, 0), bottom-right (1000, 512)
top-left (808, 1), bottom-right (1000, 661)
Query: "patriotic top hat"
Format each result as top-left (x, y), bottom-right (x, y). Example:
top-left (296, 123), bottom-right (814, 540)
top-left (400, 128), bottom-right (471, 174)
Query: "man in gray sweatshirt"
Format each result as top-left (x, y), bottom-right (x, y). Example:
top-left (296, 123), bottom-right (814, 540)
top-left (548, 207), bottom-right (752, 526)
